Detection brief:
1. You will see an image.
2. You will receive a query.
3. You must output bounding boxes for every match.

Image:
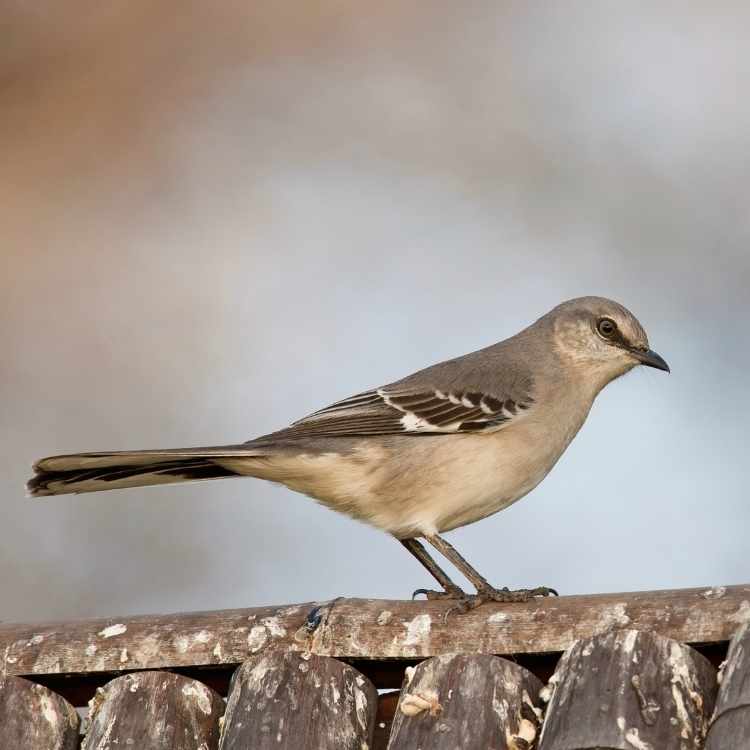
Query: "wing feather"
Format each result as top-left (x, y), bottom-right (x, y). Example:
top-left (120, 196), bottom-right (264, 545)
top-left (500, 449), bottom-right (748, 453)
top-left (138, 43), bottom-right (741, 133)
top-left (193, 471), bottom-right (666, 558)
top-left (281, 384), bottom-right (534, 439)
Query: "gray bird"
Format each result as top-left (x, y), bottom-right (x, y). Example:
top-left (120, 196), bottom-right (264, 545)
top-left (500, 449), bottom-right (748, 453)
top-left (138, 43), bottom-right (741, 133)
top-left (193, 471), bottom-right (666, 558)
top-left (28, 296), bottom-right (669, 611)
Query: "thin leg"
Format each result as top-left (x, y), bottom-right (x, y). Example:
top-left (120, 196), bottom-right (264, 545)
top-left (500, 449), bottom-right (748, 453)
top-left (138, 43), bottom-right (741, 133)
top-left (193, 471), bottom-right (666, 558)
top-left (399, 538), bottom-right (466, 600)
top-left (424, 533), bottom-right (557, 611)
top-left (423, 534), bottom-right (494, 592)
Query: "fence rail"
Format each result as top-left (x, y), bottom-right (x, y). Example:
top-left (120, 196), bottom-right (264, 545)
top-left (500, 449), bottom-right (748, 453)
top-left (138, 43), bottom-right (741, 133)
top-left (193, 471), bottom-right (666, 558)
top-left (1, 583), bottom-right (748, 749)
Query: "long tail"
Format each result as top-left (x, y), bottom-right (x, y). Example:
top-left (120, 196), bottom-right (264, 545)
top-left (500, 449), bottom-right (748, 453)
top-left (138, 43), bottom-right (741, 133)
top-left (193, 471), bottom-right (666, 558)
top-left (27, 446), bottom-right (263, 497)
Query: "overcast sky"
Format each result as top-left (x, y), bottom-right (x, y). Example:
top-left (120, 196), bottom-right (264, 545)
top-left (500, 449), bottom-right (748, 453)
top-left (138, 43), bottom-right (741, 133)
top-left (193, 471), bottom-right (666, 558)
top-left (2, 1), bottom-right (749, 622)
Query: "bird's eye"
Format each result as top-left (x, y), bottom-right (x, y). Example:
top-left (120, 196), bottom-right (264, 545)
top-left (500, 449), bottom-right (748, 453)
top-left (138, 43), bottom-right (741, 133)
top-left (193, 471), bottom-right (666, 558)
top-left (597, 318), bottom-right (617, 338)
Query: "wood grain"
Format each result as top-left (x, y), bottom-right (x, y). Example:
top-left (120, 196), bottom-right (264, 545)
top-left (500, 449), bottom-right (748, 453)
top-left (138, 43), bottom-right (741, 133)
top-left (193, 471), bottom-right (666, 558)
top-left (81, 671), bottom-right (224, 750)
top-left (1, 585), bottom-right (745, 679)
top-left (219, 652), bottom-right (377, 750)
top-left (706, 620), bottom-right (750, 749)
top-left (387, 654), bottom-right (543, 749)
top-left (0, 675), bottom-right (79, 750)
top-left (538, 629), bottom-right (717, 750)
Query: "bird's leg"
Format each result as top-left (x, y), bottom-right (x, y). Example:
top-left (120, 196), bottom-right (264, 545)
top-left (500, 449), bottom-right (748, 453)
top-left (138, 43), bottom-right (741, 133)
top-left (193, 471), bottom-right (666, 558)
top-left (399, 538), bottom-right (467, 600)
top-left (424, 533), bottom-right (557, 612)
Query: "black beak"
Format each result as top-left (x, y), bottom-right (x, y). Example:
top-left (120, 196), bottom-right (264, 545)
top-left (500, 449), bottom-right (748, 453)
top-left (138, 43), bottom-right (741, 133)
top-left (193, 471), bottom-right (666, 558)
top-left (631, 348), bottom-right (670, 373)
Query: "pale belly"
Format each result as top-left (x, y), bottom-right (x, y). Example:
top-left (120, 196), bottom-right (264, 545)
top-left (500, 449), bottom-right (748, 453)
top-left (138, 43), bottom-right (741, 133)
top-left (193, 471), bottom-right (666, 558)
top-left (219, 413), bottom-right (584, 539)
top-left (365, 424), bottom-right (567, 537)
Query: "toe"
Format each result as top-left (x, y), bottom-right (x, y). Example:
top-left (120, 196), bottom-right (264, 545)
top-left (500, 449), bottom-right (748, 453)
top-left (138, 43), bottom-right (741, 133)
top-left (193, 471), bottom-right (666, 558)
top-left (444, 596), bottom-right (478, 619)
top-left (411, 587), bottom-right (468, 601)
top-left (529, 586), bottom-right (558, 598)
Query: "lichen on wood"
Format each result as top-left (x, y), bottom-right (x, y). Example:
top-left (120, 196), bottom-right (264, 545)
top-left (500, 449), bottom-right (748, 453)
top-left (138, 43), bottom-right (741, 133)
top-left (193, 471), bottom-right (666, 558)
top-left (219, 651), bottom-right (377, 750)
top-left (538, 628), bottom-right (717, 750)
top-left (387, 653), bottom-right (543, 750)
top-left (81, 671), bottom-right (223, 750)
top-left (0, 675), bottom-right (79, 750)
top-left (1, 586), bottom-right (747, 681)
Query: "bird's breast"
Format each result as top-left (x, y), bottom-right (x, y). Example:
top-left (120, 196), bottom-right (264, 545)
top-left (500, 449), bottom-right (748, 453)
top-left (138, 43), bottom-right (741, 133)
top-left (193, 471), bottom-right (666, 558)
top-left (391, 401), bottom-right (592, 536)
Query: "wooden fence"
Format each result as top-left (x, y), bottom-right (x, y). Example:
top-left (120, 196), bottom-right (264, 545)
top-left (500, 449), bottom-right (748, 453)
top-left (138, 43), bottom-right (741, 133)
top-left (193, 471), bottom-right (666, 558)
top-left (1, 584), bottom-right (749, 748)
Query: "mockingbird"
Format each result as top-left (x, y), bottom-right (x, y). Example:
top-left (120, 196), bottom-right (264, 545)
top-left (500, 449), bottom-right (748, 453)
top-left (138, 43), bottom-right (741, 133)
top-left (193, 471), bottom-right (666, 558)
top-left (29, 296), bottom-right (669, 610)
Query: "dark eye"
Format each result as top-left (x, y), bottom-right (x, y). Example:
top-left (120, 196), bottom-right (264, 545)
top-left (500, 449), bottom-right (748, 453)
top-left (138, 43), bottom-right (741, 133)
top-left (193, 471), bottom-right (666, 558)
top-left (597, 317), bottom-right (617, 338)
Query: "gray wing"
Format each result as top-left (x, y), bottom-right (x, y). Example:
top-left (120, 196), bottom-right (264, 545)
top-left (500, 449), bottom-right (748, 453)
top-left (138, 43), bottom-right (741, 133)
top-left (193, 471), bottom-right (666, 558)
top-left (281, 384), bottom-right (534, 439)
top-left (259, 338), bottom-right (538, 440)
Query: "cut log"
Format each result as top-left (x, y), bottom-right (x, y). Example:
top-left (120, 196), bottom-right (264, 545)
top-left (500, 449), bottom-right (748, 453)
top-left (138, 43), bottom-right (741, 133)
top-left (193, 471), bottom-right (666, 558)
top-left (219, 652), bottom-right (377, 750)
top-left (387, 653), bottom-right (543, 750)
top-left (81, 671), bottom-right (223, 750)
top-left (706, 619), bottom-right (750, 748)
top-left (0, 675), bottom-right (79, 750)
top-left (538, 628), bottom-right (717, 750)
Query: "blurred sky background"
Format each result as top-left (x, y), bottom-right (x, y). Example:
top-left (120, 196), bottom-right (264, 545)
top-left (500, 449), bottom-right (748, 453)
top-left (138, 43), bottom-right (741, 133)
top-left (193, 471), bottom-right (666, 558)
top-left (2, 1), bottom-right (749, 622)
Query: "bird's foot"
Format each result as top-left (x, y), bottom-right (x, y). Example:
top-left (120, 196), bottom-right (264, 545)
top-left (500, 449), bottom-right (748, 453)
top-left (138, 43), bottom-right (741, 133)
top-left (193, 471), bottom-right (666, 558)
top-left (480, 584), bottom-right (558, 603)
top-left (444, 585), bottom-right (558, 617)
top-left (412, 584), bottom-right (468, 601)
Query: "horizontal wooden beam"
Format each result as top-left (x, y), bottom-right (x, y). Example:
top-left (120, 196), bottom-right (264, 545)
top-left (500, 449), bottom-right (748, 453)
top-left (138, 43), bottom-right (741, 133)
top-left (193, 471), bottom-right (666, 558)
top-left (1, 584), bottom-right (748, 684)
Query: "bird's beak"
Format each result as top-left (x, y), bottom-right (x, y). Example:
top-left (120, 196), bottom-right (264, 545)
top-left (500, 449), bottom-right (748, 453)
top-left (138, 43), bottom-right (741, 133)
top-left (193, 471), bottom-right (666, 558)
top-left (631, 348), bottom-right (670, 372)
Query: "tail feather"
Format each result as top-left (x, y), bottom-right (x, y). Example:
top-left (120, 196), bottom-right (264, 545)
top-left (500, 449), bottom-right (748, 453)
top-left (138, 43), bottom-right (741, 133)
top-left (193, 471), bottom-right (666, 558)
top-left (28, 446), bottom-right (257, 497)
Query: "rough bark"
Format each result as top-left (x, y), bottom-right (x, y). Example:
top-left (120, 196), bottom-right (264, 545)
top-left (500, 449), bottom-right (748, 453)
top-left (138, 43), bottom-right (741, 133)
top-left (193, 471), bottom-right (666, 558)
top-left (538, 628), bottom-right (717, 750)
top-left (387, 653), bottom-right (543, 750)
top-left (81, 671), bottom-right (223, 750)
top-left (706, 619), bottom-right (750, 749)
top-left (219, 652), bottom-right (377, 750)
top-left (0, 675), bottom-right (79, 750)
top-left (0, 585), bottom-right (745, 680)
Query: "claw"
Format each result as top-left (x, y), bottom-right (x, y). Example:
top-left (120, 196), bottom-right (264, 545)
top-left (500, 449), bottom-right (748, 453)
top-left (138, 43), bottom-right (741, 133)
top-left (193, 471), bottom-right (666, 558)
top-left (443, 598), bottom-right (473, 621)
top-left (412, 583), bottom-right (557, 613)
top-left (439, 584), bottom-right (560, 616)
top-left (525, 586), bottom-right (558, 599)
top-left (410, 584), bottom-right (469, 602)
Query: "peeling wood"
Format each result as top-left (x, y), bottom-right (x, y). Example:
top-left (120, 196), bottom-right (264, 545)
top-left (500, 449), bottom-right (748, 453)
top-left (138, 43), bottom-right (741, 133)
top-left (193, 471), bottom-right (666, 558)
top-left (706, 621), bottom-right (750, 748)
top-left (538, 629), bottom-right (717, 750)
top-left (387, 654), bottom-right (543, 750)
top-left (219, 652), bottom-right (377, 750)
top-left (0, 585), bottom-right (746, 680)
top-left (0, 675), bottom-right (79, 750)
top-left (81, 671), bottom-right (223, 750)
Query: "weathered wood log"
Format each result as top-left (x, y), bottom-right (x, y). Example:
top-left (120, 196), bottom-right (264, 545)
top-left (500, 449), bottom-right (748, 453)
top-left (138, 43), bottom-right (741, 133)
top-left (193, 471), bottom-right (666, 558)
top-left (706, 619), bottom-right (750, 748)
top-left (387, 653), bottom-right (543, 749)
top-left (0, 675), bottom-right (79, 750)
top-left (81, 671), bottom-right (223, 750)
top-left (0, 584), bottom-right (745, 684)
top-left (219, 652), bottom-right (377, 750)
top-left (538, 628), bottom-right (717, 750)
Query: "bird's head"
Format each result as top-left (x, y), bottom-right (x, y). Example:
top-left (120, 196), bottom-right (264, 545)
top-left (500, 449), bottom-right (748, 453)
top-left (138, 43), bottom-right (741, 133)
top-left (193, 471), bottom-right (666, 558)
top-left (545, 296), bottom-right (669, 390)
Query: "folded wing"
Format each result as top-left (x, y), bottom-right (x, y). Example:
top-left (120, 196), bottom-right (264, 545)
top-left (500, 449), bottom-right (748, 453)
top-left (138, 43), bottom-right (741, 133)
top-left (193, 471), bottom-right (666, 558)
top-left (280, 386), bottom-right (534, 438)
